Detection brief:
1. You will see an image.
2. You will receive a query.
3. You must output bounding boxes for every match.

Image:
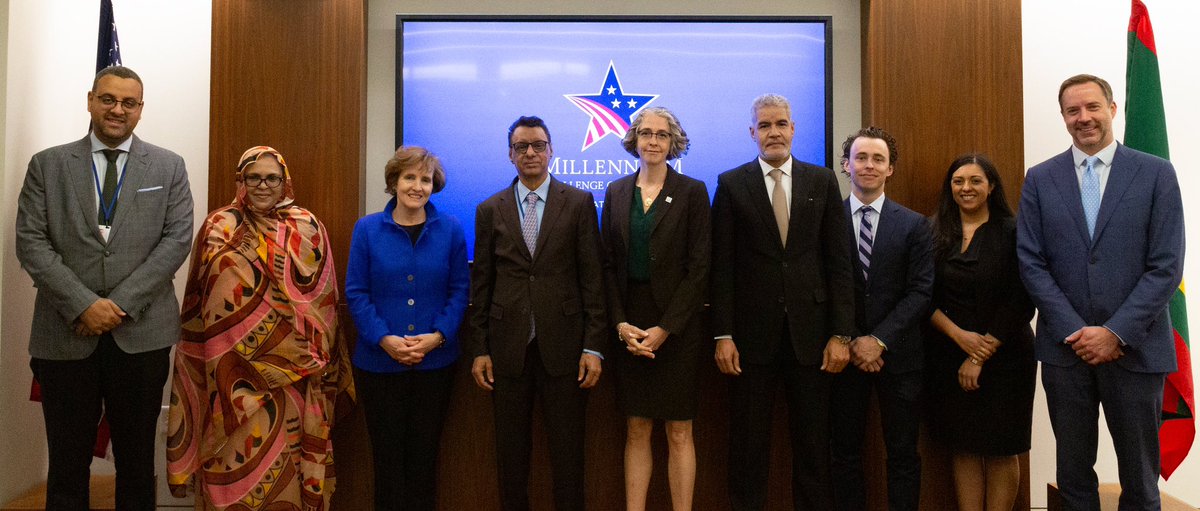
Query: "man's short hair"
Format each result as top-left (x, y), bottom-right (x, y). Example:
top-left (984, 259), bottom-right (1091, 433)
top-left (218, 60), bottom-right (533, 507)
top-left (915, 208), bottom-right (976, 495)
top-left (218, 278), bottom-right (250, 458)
top-left (620, 107), bottom-right (691, 160)
top-left (840, 126), bottom-right (898, 167)
top-left (1057, 74), bottom-right (1114, 109)
top-left (92, 66), bottom-right (143, 91)
top-left (751, 93), bottom-right (792, 124)
top-left (507, 116), bottom-right (552, 146)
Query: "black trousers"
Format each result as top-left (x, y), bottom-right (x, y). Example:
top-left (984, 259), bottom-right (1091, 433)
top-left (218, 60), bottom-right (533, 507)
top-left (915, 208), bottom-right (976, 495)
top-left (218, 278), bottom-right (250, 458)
top-left (830, 366), bottom-right (923, 511)
top-left (30, 334), bottom-right (170, 511)
top-left (356, 365), bottom-right (456, 511)
top-left (492, 340), bottom-right (588, 511)
top-left (728, 325), bottom-right (834, 511)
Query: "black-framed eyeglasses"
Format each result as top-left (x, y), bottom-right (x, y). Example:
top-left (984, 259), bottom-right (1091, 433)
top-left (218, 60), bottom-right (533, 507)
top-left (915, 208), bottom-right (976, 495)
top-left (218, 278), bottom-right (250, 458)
top-left (243, 175), bottom-right (284, 188)
top-left (510, 141), bottom-right (550, 153)
top-left (95, 95), bottom-right (143, 111)
top-left (637, 130), bottom-right (671, 142)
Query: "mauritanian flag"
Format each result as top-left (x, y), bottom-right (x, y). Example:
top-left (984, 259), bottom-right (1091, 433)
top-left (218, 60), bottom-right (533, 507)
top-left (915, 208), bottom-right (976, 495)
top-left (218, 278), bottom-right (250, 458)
top-left (1125, 0), bottom-right (1194, 480)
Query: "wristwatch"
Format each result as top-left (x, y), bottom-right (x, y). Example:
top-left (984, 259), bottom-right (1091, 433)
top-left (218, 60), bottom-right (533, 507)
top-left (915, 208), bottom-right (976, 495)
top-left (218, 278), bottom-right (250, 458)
top-left (832, 335), bottom-right (852, 345)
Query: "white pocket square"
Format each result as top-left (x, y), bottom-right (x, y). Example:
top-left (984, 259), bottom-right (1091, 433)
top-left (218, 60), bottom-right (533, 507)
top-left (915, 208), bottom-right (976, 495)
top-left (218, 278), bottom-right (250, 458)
top-left (137, 186), bottom-right (163, 192)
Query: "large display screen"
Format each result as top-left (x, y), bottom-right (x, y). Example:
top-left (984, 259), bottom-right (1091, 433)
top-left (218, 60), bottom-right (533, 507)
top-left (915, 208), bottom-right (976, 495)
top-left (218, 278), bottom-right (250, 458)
top-left (397, 16), bottom-right (831, 258)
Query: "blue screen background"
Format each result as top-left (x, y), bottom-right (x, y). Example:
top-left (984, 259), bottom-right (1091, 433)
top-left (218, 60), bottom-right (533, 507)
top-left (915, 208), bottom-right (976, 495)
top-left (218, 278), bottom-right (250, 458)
top-left (399, 19), bottom-right (829, 258)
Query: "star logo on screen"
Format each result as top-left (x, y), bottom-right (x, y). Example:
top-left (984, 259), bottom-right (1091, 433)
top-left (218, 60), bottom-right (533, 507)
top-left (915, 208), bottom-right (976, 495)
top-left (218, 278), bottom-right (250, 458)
top-left (564, 62), bottom-right (659, 151)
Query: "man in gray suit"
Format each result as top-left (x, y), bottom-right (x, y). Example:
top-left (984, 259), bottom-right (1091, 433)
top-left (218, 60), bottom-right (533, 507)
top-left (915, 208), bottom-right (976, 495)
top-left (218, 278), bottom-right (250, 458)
top-left (15, 66), bottom-right (194, 510)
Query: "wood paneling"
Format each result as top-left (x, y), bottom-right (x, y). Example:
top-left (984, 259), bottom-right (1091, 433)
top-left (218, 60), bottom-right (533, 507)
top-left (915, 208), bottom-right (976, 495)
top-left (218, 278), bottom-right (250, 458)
top-left (210, 1), bottom-right (369, 509)
top-left (863, 1), bottom-right (1028, 510)
top-left (863, 0), bottom-right (1025, 216)
top-left (209, 0), bottom-right (366, 280)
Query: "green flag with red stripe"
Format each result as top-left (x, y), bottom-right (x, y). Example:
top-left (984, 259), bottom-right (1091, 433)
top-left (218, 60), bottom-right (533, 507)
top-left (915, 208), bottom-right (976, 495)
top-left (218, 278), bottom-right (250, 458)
top-left (1125, 0), bottom-right (1194, 480)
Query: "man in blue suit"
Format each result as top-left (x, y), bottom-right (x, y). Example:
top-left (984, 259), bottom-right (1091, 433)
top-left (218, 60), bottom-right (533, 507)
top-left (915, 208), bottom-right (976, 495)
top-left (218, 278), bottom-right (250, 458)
top-left (830, 127), bottom-right (933, 511)
top-left (1017, 74), bottom-right (1184, 510)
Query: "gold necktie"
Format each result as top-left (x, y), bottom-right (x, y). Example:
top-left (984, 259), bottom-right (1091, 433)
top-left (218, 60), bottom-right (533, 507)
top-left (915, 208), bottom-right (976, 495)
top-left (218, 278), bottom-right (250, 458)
top-left (769, 168), bottom-right (788, 246)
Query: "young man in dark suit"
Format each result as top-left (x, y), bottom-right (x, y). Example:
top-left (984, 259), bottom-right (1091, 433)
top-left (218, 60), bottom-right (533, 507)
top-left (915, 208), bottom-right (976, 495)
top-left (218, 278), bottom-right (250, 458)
top-left (1017, 74), bottom-right (1184, 510)
top-left (829, 127), bottom-right (933, 511)
top-left (468, 116), bottom-right (607, 511)
top-left (711, 93), bottom-right (856, 510)
top-left (15, 65), bottom-right (194, 509)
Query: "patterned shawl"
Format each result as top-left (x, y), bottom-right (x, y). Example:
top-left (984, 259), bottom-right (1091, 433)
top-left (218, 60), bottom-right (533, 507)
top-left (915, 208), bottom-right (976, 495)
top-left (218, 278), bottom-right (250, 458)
top-left (167, 146), bottom-right (352, 510)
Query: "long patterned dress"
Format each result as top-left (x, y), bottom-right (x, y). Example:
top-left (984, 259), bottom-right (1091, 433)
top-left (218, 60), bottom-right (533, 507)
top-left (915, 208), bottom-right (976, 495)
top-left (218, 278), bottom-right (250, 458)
top-left (167, 146), bottom-right (353, 510)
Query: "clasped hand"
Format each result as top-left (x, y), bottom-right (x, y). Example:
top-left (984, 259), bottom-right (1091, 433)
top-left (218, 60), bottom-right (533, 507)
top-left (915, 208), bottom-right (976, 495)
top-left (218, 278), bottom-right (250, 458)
top-left (850, 336), bottom-right (885, 373)
top-left (380, 332), bottom-right (442, 365)
top-left (1066, 326), bottom-right (1123, 365)
top-left (954, 328), bottom-right (999, 363)
top-left (74, 298), bottom-right (125, 336)
top-left (618, 322), bottom-right (667, 359)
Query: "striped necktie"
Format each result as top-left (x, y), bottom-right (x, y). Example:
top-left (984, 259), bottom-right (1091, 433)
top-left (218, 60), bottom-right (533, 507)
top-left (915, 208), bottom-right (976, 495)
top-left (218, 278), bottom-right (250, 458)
top-left (858, 205), bottom-right (874, 281)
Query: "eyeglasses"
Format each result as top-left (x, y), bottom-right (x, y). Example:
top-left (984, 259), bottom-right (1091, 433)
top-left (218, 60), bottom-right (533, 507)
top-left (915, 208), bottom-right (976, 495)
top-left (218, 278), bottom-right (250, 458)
top-left (243, 175), bottom-right (284, 188)
top-left (510, 141), bottom-right (550, 154)
top-left (637, 130), bottom-right (671, 142)
top-left (95, 95), bottom-right (143, 111)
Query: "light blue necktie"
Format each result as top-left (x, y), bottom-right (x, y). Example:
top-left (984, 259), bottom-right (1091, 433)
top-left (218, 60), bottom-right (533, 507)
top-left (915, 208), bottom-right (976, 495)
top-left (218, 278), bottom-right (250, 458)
top-left (1081, 156), bottom-right (1101, 238)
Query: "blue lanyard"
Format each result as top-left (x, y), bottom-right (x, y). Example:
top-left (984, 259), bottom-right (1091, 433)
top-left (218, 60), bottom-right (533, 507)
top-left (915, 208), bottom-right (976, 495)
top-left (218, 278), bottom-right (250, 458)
top-left (91, 157), bottom-right (128, 226)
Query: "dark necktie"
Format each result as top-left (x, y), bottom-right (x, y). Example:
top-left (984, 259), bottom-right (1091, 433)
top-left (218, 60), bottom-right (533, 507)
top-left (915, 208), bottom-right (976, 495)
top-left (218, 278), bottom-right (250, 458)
top-left (858, 205), bottom-right (874, 281)
top-left (99, 149), bottom-right (120, 224)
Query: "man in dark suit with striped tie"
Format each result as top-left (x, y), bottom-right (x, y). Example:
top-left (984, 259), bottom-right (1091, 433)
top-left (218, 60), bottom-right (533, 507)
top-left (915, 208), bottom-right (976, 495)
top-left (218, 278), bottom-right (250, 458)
top-left (829, 127), bottom-right (933, 511)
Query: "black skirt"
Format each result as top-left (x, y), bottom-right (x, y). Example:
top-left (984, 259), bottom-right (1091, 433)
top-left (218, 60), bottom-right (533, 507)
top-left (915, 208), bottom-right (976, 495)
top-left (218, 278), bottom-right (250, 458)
top-left (615, 281), bottom-right (700, 420)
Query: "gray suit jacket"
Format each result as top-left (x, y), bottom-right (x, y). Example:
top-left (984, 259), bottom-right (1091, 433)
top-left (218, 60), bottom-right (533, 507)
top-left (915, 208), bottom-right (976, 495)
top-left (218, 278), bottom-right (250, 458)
top-left (16, 135), bottom-right (194, 360)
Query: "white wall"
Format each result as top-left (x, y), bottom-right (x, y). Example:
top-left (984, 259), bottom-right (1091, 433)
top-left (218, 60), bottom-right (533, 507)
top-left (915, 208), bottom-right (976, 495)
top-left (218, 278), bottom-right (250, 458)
top-left (365, 0), bottom-right (862, 215)
top-left (1023, 0), bottom-right (1200, 506)
top-left (1, 0), bottom-right (211, 504)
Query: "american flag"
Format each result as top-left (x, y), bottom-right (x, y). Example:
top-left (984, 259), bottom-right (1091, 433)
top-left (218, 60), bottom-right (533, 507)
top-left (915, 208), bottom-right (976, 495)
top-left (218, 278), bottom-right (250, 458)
top-left (564, 62), bottom-right (658, 151)
top-left (96, 0), bottom-right (122, 71)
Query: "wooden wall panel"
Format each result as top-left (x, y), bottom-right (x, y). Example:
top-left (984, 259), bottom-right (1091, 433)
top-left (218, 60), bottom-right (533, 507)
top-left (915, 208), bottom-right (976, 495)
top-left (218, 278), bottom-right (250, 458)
top-left (209, 0), bottom-right (365, 280)
top-left (863, 0), bottom-right (1027, 510)
top-left (210, 1), bottom-right (369, 510)
top-left (863, 0), bottom-right (1025, 216)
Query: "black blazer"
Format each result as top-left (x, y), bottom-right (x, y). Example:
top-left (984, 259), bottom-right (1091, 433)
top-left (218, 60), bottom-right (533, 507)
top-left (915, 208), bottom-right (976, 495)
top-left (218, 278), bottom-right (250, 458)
top-left (601, 169), bottom-right (711, 335)
top-left (467, 177), bottom-right (607, 378)
top-left (710, 158), bottom-right (855, 365)
top-left (843, 197), bottom-right (934, 373)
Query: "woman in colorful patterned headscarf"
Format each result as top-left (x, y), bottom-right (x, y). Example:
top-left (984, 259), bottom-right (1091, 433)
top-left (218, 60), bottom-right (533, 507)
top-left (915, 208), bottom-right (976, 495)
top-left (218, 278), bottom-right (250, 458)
top-left (167, 146), bottom-right (353, 510)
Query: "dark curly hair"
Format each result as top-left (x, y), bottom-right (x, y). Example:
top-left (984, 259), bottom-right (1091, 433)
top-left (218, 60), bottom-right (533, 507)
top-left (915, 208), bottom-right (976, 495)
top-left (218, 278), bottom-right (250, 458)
top-left (840, 126), bottom-right (897, 169)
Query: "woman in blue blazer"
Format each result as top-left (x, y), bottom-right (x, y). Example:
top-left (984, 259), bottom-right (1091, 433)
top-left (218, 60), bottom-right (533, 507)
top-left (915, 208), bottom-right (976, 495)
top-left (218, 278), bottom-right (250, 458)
top-left (345, 146), bottom-right (469, 511)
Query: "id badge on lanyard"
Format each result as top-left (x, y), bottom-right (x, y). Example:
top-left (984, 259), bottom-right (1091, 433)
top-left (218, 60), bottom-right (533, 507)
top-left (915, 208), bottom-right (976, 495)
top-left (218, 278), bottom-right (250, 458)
top-left (92, 159), bottom-right (127, 242)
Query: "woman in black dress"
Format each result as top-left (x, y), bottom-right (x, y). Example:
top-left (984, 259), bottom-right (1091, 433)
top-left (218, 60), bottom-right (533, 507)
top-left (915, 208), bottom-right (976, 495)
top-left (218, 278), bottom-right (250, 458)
top-left (926, 154), bottom-right (1035, 511)
top-left (602, 107), bottom-right (710, 511)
